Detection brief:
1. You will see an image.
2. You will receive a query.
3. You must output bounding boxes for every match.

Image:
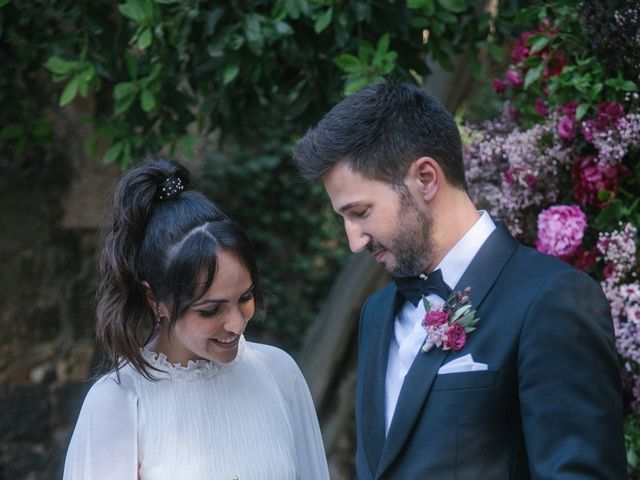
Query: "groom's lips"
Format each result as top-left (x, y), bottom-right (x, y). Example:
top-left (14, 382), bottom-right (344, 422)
top-left (373, 249), bottom-right (387, 262)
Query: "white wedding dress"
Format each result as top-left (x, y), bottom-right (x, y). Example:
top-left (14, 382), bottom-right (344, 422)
top-left (63, 337), bottom-right (330, 479)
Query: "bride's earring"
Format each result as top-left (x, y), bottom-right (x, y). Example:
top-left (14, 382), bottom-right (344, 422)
top-left (155, 316), bottom-right (165, 334)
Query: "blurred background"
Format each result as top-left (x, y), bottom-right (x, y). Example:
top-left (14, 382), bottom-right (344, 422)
top-left (1, 0), bottom-right (639, 478)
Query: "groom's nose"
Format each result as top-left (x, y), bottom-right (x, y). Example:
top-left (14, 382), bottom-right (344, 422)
top-left (345, 220), bottom-right (369, 253)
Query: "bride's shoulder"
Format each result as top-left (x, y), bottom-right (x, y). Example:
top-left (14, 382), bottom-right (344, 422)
top-left (78, 368), bottom-right (138, 415)
top-left (245, 341), bottom-right (302, 378)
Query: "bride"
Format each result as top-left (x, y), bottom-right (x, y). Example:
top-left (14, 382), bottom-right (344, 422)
top-left (63, 159), bottom-right (330, 479)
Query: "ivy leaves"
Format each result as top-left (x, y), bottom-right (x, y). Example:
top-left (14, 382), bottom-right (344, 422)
top-left (333, 34), bottom-right (397, 95)
top-left (44, 58), bottom-right (100, 107)
top-left (34, 0), bottom-right (500, 166)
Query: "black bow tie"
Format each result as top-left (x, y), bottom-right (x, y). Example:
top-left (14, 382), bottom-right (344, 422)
top-left (393, 269), bottom-right (452, 307)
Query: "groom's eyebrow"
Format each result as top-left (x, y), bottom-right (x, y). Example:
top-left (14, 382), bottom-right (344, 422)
top-left (338, 201), bottom-right (364, 214)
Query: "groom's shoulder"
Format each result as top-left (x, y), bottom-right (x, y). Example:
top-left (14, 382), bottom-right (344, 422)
top-left (512, 241), bottom-right (578, 273)
top-left (508, 241), bottom-right (600, 290)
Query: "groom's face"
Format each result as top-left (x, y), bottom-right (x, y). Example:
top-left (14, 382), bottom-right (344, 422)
top-left (323, 162), bottom-right (436, 277)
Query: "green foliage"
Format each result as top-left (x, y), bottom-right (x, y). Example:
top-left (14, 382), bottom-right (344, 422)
top-left (496, 1), bottom-right (639, 127)
top-left (333, 34), bottom-right (398, 95)
top-left (2, 0), bottom-right (501, 167)
top-left (1, 0), bottom-right (513, 349)
top-left (627, 413), bottom-right (640, 471)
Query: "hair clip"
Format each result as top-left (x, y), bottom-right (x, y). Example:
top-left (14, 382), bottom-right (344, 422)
top-left (158, 176), bottom-right (185, 201)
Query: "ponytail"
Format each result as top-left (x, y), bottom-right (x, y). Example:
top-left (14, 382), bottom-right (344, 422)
top-left (96, 159), bottom-right (192, 380)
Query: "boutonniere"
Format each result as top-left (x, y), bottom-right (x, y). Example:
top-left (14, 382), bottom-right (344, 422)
top-left (421, 287), bottom-right (480, 353)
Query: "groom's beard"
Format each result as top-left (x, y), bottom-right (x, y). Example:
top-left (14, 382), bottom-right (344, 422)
top-left (371, 190), bottom-right (436, 278)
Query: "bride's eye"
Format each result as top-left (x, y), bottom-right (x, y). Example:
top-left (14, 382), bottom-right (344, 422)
top-left (240, 286), bottom-right (255, 303)
top-left (198, 307), bottom-right (221, 317)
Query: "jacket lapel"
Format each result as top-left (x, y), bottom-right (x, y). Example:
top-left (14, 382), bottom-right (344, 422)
top-left (453, 223), bottom-right (519, 307)
top-left (375, 223), bottom-right (518, 478)
top-left (360, 289), bottom-right (404, 475)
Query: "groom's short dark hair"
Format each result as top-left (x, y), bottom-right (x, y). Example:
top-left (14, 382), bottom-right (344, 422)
top-left (293, 82), bottom-right (467, 190)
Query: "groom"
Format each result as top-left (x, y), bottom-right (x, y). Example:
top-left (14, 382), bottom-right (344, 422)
top-left (293, 82), bottom-right (626, 478)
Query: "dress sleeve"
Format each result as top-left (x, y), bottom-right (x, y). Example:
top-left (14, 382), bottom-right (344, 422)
top-left (253, 344), bottom-right (331, 480)
top-left (63, 372), bottom-right (139, 480)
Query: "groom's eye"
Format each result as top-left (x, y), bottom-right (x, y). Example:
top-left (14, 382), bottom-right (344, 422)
top-left (352, 208), bottom-right (369, 218)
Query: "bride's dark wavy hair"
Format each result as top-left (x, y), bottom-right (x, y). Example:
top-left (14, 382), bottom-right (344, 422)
top-left (96, 158), bottom-right (265, 380)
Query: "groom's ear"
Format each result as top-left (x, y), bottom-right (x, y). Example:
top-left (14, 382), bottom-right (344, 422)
top-left (409, 156), bottom-right (440, 203)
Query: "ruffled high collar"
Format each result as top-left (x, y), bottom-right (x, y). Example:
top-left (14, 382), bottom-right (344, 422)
top-left (142, 335), bottom-right (246, 381)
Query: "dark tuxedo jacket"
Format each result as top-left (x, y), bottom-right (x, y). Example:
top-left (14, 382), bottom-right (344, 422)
top-left (355, 224), bottom-right (627, 479)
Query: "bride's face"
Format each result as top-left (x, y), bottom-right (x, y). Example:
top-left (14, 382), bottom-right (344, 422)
top-left (162, 249), bottom-right (255, 365)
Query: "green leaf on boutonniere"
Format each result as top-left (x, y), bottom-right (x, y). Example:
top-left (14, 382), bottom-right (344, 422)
top-left (452, 303), bottom-right (472, 321)
top-left (422, 296), bottom-right (432, 313)
top-left (457, 312), bottom-right (477, 328)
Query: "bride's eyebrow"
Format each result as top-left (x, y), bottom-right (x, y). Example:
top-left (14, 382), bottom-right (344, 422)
top-left (192, 298), bottom-right (227, 307)
top-left (191, 284), bottom-right (254, 307)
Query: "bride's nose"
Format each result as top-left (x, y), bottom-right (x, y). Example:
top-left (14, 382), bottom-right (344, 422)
top-left (224, 307), bottom-right (247, 335)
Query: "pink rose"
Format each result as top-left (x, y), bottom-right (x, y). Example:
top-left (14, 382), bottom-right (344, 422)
top-left (543, 51), bottom-right (566, 79)
top-left (503, 168), bottom-right (514, 185)
top-left (502, 166), bottom-right (536, 189)
top-left (571, 248), bottom-right (598, 272)
top-left (492, 78), bottom-right (506, 95)
top-left (572, 155), bottom-right (622, 207)
top-left (536, 205), bottom-right (588, 258)
top-left (424, 310), bottom-right (449, 328)
top-left (535, 97), bottom-right (549, 117)
top-left (602, 263), bottom-right (616, 279)
top-left (596, 101), bottom-right (624, 128)
top-left (443, 323), bottom-right (467, 351)
top-left (506, 70), bottom-right (523, 87)
top-left (580, 102), bottom-right (625, 143)
top-left (524, 172), bottom-right (537, 189)
top-left (511, 40), bottom-right (530, 64)
top-left (560, 100), bottom-right (578, 117)
top-left (557, 115), bottom-right (576, 141)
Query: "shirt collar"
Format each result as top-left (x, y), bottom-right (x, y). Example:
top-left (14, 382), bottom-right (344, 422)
top-left (435, 211), bottom-right (496, 290)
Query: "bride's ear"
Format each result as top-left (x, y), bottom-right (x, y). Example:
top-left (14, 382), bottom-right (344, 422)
top-left (141, 281), bottom-right (161, 316)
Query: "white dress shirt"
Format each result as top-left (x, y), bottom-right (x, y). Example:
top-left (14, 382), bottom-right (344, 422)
top-left (384, 212), bottom-right (496, 434)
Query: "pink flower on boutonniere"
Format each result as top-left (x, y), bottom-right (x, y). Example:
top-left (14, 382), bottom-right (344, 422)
top-left (421, 287), bottom-right (479, 353)
top-left (443, 323), bottom-right (467, 350)
top-left (424, 310), bottom-right (449, 328)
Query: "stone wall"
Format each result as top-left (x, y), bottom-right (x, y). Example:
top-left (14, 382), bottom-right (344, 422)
top-left (0, 103), bottom-right (121, 479)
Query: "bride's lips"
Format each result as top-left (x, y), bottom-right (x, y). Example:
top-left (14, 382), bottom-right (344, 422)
top-left (210, 335), bottom-right (240, 349)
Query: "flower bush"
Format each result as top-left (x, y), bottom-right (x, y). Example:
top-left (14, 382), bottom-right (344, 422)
top-left (462, 0), bottom-right (640, 469)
